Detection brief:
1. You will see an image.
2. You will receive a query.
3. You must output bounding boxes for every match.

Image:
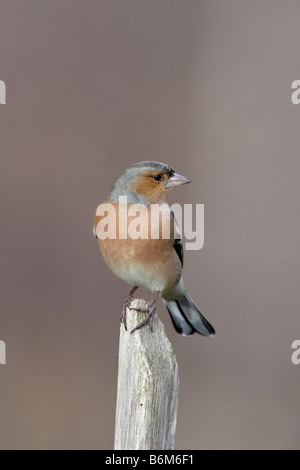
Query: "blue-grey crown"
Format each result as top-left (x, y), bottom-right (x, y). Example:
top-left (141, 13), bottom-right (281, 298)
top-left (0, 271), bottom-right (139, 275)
top-left (131, 161), bottom-right (174, 176)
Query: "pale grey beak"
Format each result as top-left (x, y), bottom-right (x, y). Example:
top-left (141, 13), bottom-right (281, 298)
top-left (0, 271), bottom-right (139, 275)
top-left (166, 172), bottom-right (192, 188)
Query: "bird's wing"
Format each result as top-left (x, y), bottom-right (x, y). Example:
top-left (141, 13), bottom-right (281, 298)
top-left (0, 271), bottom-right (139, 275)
top-left (93, 224), bottom-right (98, 239)
top-left (93, 212), bottom-right (100, 239)
top-left (171, 210), bottom-right (183, 267)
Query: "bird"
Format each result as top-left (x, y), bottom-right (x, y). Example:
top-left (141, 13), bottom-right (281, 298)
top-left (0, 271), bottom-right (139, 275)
top-left (93, 161), bottom-right (215, 337)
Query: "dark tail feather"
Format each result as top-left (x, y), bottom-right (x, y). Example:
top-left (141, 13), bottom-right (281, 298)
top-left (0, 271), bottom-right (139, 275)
top-left (163, 292), bottom-right (215, 337)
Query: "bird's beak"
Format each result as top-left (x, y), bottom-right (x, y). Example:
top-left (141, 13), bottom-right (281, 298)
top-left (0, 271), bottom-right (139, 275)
top-left (166, 172), bottom-right (192, 188)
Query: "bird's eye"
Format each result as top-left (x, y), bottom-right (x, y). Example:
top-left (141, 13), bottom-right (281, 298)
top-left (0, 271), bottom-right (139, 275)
top-left (153, 174), bottom-right (162, 181)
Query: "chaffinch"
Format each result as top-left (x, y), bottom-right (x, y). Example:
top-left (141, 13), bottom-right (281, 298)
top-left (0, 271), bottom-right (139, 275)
top-left (93, 161), bottom-right (215, 337)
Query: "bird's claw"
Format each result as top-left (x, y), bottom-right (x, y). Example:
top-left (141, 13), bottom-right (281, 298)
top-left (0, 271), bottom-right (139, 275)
top-left (121, 290), bottom-right (160, 334)
top-left (130, 302), bottom-right (157, 334)
top-left (120, 295), bottom-right (133, 331)
top-left (120, 287), bottom-right (138, 331)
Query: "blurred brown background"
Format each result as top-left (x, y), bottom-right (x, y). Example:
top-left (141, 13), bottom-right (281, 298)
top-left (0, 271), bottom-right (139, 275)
top-left (0, 0), bottom-right (300, 450)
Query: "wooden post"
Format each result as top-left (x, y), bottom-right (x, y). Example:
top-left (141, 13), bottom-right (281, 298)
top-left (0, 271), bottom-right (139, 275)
top-left (114, 299), bottom-right (179, 450)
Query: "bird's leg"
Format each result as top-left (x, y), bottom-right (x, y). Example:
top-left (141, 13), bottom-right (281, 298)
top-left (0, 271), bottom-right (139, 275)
top-left (130, 291), bottom-right (160, 335)
top-left (120, 286), bottom-right (138, 331)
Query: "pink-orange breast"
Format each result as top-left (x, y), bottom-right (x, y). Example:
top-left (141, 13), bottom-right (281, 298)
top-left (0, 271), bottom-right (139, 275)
top-left (94, 201), bottom-right (182, 294)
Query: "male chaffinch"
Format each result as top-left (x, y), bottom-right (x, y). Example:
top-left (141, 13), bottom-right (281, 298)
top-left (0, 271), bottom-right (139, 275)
top-left (93, 161), bottom-right (215, 337)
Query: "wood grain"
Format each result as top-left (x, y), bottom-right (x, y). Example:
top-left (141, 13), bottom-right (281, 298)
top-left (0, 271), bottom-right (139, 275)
top-left (114, 299), bottom-right (179, 450)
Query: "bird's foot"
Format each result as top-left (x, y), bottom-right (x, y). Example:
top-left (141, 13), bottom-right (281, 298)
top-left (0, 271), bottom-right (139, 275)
top-left (120, 286), bottom-right (138, 331)
top-left (130, 291), bottom-right (160, 334)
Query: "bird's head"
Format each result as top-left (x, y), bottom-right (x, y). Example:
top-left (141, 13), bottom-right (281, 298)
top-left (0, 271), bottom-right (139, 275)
top-left (110, 161), bottom-right (191, 204)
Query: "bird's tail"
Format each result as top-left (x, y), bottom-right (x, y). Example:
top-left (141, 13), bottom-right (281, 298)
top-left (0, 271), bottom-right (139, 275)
top-left (163, 292), bottom-right (215, 337)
